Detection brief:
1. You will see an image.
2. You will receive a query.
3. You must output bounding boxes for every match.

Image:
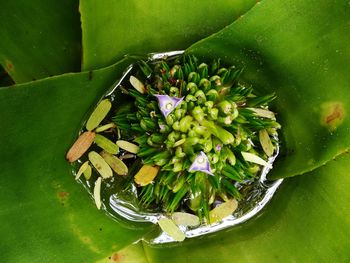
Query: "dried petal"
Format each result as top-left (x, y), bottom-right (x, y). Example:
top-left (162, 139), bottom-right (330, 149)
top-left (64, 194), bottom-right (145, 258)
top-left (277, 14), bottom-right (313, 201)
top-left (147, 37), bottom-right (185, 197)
top-left (100, 151), bottom-right (128, 176)
top-left (172, 212), bottom-right (200, 227)
top-left (189, 151), bottom-right (213, 176)
top-left (154, 94), bottom-right (184, 117)
top-left (247, 107), bottom-right (275, 119)
top-left (259, 129), bottom-right (274, 157)
top-left (158, 218), bottom-right (185, 242)
top-left (93, 177), bottom-right (102, 210)
top-left (116, 140), bottom-right (139, 154)
top-left (86, 99), bottom-right (112, 131)
top-left (241, 151), bottom-right (272, 169)
top-left (209, 199), bottom-right (238, 224)
top-left (83, 164), bottom-right (92, 180)
top-left (95, 122), bottom-right (116, 133)
top-left (129, 75), bottom-right (146, 94)
top-left (66, 131), bottom-right (96, 162)
top-left (94, 134), bottom-right (119, 154)
top-left (134, 165), bottom-right (159, 186)
top-left (88, 151), bottom-right (113, 178)
top-left (75, 161), bottom-right (89, 180)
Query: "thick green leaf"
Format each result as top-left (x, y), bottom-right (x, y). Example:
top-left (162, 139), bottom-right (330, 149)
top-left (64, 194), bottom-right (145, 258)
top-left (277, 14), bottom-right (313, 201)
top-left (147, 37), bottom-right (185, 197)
top-left (0, 59), bottom-right (154, 262)
top-left (80, 0), bottom-right (257, 70)
top-left (143, 153), bottom-right (350, 262)
top-left (188, 0), bottom-right (350, 179)
top-left (0, 0), bottom-right (81, 83)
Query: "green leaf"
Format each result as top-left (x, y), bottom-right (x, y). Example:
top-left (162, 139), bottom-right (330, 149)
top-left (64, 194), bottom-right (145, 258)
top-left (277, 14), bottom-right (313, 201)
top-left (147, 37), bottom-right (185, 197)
top-left (143, 153), bottom-right (350, 262)
top-left (80, 0), bottom-right (257, 70)
top-left (188, 0), bottom-right (350, 179)
top-left (0, 58), bottom-right (153, 262)
top-left (0, 0), bottom-right (81, 83)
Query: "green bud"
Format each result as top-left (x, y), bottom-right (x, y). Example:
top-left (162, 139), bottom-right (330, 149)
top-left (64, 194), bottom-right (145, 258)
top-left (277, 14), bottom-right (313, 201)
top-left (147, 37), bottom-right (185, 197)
top-left (217, 67), bottom-right (228, 76)
top-left (172, 121), bottom-right (181, 131)
top-left (206, 89), bottom-right (219, 101)
top-left (168, 131), bottom-right (180, 143)
top-left (194, 90), bottom-right (206, 104)
top-left (186, 82), bottom-right (198, 95)
top-left (210, 75), bottom-right (222, 87)
top-left (179, 115), bottom-right (193, 133)
top-left (204, 101), bottom-right (214, 111)
top-left (192, 106), bottom-right (205, 123)
top-left (218, 100), bottom-right (232, 115)
top-left (199, 78), bottom-right (211, 92)
top-left (209, 108), bottom-right (219, 120)
top-left (169, 86), bottom-right (179, 97)
top-left (226, 148), bottom-right (236, 165)
top-left (188, 72), bottom-right (200, 84)
top-left (211, 153), bottom-right (219, 164)
top-left (203, 137), bottom-right (213, 152)
top-left (185, 94), bottom-right (197, 102)
top-left (198, 63), bottom-right (209, 79)
top-left (175, 147), bottom-right (186, 158)
top-left (193, 124), bottom-right (206, 135)
top-left (166, 113), bottom-right (175, 126)
top-left (174, 108), bottom-right (186, 120)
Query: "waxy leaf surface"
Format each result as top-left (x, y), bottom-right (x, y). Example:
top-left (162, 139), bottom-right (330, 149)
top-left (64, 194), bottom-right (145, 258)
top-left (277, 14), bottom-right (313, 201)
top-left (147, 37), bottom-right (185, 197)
top-left (0, 0), bottom-right (81, 83)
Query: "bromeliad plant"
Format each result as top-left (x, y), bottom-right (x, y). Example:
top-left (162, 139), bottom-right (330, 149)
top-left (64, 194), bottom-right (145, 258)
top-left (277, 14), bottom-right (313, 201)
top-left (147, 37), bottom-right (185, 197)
top-left (66, 54), bottom-right (281, 239)
top-left (2, 0), bottom-right (350, 262)
top-left (113, 55), bottom-right (280, 220)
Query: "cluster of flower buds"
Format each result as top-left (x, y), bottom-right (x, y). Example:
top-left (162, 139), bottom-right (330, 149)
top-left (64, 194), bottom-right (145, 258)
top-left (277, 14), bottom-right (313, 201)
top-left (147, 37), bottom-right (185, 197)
top-left (113, 55), bottom-right (280, 221)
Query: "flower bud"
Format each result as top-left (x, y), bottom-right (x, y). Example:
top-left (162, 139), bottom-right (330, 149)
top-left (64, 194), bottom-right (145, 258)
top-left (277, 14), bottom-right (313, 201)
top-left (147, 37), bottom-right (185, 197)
top-left (194, 90), bottom-right (206, 104)
top-left (192, 106), bottom-right (205, 123)
top-left (186, 82), bottom-right (198, 95)
top-left (206, 89), bottom-right (219, 101)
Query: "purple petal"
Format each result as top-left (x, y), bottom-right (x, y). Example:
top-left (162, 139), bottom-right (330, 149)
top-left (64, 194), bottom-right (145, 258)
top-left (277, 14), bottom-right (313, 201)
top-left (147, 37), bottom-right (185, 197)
top-left (154, 95), bottom-right (184, 117)
top-left (189, 151), bottom-right (214, 176)
top-left (215, 144), bottom-right (222, 151)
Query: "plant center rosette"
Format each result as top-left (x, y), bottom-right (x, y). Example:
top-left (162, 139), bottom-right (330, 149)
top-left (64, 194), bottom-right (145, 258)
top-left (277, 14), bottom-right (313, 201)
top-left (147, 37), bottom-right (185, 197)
top-left (66, 51), bottom-right (282, 243)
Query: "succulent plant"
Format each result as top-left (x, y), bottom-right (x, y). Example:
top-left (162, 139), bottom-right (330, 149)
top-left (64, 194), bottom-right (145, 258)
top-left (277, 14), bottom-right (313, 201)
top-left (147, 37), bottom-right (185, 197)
top-left (1, 0), bottom-right (350, 262)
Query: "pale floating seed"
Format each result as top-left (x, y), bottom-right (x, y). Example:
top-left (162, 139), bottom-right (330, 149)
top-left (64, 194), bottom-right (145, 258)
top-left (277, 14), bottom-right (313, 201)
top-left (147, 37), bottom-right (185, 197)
top-left (86, 99), bottom-right (112, 131)
top-left (158, 218), bottom-right (185, 242)
top-left (172, 212), bottom-right (200, 227)
top-left (75, 161), bottom-right (89, 180)
top-left (209, 199), bottom-right (238, 224)
top-left (66, 131), bottom-right (96, 162)
top-left (94, 134), bottom-right (119, 154)
top-left (120, 153), bottom-right (135, 160)
top-left (95, 122), bottom-right (116, 133)
top-left (247, 107), bottom-right (275, 119)
top-left (116, 140), bottom-right (139, 154)
top-left (259, 129), bottom-right (274, 157)
top-left (241, 151), bottom-right (272, 169)
top-left (93, 177), bottom-right (102, 210)
top-left (100, 151), bottom-right (128, 176)
top-left (83, 164), bottom-right (92, 180)
top-left (134, 165), bottom-right (159, 186)
top-left (88, 151), bottom-right (113, 178)
top-left (129, 75), bottom-right (146, 94)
